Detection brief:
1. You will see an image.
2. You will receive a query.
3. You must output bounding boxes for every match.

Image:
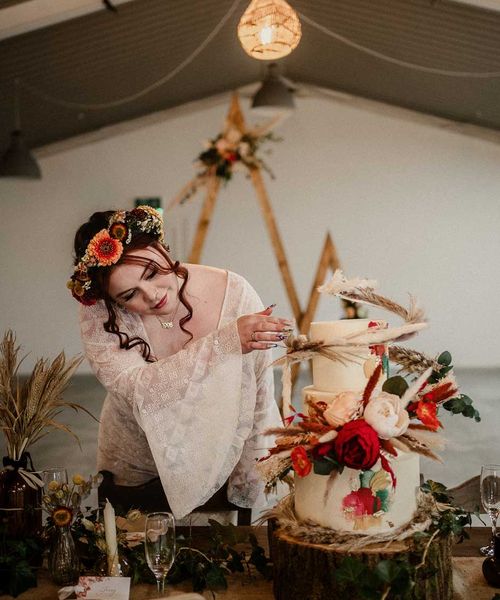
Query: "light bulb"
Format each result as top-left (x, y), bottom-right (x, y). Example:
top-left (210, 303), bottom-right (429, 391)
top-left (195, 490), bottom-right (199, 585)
top-left (259, 25), bottom-right (274, 45)
top-left (237, 0), bottom-right (301, 61)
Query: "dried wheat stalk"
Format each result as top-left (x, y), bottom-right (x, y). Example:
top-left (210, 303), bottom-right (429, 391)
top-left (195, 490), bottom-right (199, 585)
top-left (389, 345), bottom-right (441, 374)
top-left (0, 330), bottom-right (96, 461)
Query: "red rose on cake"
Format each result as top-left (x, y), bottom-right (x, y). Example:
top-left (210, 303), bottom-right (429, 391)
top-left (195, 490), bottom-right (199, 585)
top-left (334, 419), bottom-right (380, 470)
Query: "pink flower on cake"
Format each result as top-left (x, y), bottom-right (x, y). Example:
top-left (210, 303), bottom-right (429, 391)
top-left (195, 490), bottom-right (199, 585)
top-left (291, 446), bottom-right (312, 477)
top-left (342, 487), bottom-right (381, 517)
top-left (334, 419), bottom-right (380, 470)
top-left (363, 391), bottom-right (410, 440)
top-left (323, 392), bottom-right (361, 428)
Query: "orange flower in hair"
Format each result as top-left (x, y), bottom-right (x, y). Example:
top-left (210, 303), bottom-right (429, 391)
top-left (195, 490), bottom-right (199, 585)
top-left (109, 222), bottom-right (128, 242)
top-left (87, 230), bottom-right (123, 266)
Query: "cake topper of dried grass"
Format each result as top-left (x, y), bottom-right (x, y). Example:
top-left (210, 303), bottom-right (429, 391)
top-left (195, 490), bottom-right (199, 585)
top-left (0, 330), bottom-right (94, 461)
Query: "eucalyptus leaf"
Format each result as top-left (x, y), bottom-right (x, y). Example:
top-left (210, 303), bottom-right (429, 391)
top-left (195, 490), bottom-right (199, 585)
top-left (382, 376), bottom-right (408, 397)
top-left (437, 351), bottom-right (452, 366)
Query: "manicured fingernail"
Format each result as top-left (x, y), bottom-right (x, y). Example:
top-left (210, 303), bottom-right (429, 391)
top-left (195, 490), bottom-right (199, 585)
top-left (277, 333), bottom-right (288, 340)
top-left (266, 303), bottom-right (277, 310)
top-left (267, 343), bottom-right (278, 348)
top-left (282, 327), bottom-right (294, 332)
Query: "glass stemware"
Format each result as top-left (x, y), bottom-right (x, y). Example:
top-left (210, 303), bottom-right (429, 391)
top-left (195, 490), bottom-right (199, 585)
top-left (41, 468), bottom-right (68, 521)
top-left (145, 512), bottom-right (176, 597)
top-left (42, 467), bottom-right (68, 488)
top-left (480, 464), bottom-right (500, 557)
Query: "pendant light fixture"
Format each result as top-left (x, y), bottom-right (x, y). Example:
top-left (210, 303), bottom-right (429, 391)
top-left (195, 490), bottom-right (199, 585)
top-left (0, 80), bottom-right (41, 179)
top-left (237, 0), bottom-right (302, 61)
top-left (251, 63), bottom-right (295, 114)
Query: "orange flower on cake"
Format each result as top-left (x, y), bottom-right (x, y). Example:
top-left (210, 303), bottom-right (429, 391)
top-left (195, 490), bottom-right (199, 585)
top-left (416, 401), bottom-right (442, 431)
top-left (291, 446), bottom-right (312, 477)
top-left (363, 391), bottom-right (410, 440)
top-left (323, 392), bottom-right (362, 428)
top-left (334, 419), bottom-right (380, 470)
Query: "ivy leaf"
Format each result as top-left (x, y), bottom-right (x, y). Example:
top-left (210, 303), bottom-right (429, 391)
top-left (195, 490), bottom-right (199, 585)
top-left (382, 376), bottom-right (408, 398)
top-left (250, 545), bottom-right (273, 579)
top-left (226, 548), bottom-right (245, 573)
top-left (374, 559), bottom-right (412, 594)
top-left (8, 560), bottom-right (37, 597)
top-left (335, 556), bottom-right (367, 584)
top-left (205, 564), bottom-right (228, 590)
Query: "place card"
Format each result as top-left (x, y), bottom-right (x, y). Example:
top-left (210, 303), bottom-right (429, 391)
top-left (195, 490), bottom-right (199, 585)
top-left (75, 576), bottom-right (131, 599)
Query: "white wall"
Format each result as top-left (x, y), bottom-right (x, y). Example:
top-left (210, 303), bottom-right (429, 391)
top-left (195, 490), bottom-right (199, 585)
top-left (1, 89), bottom-right (499, 372)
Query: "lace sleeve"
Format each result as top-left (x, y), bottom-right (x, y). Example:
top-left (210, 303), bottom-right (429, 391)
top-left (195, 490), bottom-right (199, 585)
top-left (226, 285), bottom-right (283, 509)
top-left (79, 302), bottom-right (256, 519)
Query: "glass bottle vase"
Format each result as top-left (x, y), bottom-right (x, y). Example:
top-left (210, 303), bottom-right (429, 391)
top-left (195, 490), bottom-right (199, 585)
top-left (0, 453), bottom-right (41, 537)
top-left (48, 525), bottom-right (80, 586)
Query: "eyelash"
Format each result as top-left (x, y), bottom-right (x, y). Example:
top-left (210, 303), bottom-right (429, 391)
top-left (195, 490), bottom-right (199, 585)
top-left (122, 268), bottom-right (158, 302)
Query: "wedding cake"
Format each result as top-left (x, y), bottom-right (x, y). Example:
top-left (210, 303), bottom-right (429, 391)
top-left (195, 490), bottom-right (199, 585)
top-left (294, 318), bottom-right (420, 534)
top-left (260, 272), bottom-right (478, 600)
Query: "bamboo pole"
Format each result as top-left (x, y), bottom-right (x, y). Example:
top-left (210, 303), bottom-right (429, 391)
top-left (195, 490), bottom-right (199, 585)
top-left (299, 233), bottom-right (341, 335)
top-left (290, 233), bottom-right (342, 387)
top-left (188, 175), bottom-right (221, 264)
top-left (249, 167), bottom-right (302, 322)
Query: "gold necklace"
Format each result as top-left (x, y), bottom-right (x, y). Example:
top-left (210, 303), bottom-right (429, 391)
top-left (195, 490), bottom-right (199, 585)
top-left (155, 277), bottom-right (181, 329)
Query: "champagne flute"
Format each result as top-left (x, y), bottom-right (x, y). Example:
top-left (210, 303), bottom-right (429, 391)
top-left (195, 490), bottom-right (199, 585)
top-left (480, 464), bottom-right (500, 556)
top-left (145, 512), bottom-right (176, 597)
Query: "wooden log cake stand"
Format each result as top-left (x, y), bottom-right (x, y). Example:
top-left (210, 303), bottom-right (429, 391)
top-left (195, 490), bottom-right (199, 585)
top-left (268, 520), bottom-right (453, 600)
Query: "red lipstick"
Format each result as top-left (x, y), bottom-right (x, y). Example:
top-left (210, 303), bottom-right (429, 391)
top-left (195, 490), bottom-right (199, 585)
top-left (154, 294), bottom-right (167, 310)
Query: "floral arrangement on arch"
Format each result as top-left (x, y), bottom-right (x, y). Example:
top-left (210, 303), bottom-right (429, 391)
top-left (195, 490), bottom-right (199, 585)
top-left (259, 271), bottom-right (480, 498)
top-left (197, 126), bottom-right (278, 183)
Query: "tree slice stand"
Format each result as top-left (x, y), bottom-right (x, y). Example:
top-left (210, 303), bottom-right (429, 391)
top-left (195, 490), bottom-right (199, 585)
top-left (269, 521), bottom-right (453, 600)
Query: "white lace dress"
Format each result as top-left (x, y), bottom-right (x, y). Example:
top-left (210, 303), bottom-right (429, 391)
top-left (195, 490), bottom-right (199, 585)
top-left (79, 271), bottom-right (282, 519)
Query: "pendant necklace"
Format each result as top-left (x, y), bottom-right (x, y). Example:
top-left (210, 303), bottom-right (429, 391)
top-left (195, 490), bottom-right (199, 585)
top-left (156, 276), bottom-right (181, 330)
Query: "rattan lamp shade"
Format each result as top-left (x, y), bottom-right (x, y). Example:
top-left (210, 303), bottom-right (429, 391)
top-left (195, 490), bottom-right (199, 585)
top-left (237, 0), bottom-right (302, 60)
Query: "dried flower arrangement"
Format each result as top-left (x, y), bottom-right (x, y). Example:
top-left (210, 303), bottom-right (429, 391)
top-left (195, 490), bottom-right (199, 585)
top-left (259, 271), bottom-right (480, 491)
top-left (42, 474), bottom-right (97, 528)
top-left (0, 330), bottom-right (94, 483)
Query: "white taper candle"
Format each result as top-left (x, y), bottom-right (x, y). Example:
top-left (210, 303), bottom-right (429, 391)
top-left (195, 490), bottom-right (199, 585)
top-left (103, 498), bottom-right (120, 576)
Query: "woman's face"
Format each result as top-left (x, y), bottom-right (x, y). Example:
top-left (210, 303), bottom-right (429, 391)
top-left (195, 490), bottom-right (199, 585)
top-left (107, 246), bottom-right (178, 316)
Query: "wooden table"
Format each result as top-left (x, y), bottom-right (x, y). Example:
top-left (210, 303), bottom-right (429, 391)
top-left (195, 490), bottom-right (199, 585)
top-left (1, 527), bottom-right (498, 600)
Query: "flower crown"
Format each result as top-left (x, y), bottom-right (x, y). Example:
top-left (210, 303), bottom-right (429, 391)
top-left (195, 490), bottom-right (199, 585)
top-left (67, 206), bottom-right (165, 306)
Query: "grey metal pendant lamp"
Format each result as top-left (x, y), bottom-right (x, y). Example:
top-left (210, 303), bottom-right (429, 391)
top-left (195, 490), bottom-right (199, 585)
top-left (0, 80), bottom-right (41, 179)
top-left (251, 62), bottom-right (295, 113)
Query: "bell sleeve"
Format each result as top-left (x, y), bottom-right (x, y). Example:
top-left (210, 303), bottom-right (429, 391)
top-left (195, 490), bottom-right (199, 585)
top-left (79, 301), bottom-right (254, 519)
top-left (226, 285), bottom-right (283, 509)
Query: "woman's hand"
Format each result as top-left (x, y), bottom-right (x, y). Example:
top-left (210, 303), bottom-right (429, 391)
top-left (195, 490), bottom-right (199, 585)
top-left (237, 306), bottom-right (294, 354)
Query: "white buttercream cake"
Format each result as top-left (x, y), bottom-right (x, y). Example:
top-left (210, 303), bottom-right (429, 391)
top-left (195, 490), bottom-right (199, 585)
top-left (294, 319), bottom-right (420, 534)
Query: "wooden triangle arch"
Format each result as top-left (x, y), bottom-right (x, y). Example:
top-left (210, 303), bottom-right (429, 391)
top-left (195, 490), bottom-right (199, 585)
top-left (169, 93), bottom-right (342, 391)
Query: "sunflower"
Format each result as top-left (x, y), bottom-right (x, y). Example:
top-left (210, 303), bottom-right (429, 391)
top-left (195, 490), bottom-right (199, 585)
top-left (87, 229), bottom-right (123, 266)
top-left (109, 221), bottom-right (129, 242)
top-left (52, 506), bottom-right (73, 527)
